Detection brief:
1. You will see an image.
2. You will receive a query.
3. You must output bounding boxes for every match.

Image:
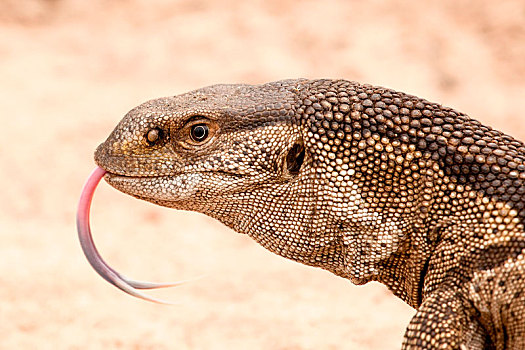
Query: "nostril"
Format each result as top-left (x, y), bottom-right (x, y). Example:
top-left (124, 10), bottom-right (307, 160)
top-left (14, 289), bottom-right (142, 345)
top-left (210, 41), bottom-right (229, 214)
top-left (146, 127), bottom-right (164, 145)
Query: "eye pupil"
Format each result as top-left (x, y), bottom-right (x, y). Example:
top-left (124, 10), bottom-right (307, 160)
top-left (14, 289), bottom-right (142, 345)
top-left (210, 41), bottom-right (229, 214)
top-left (191, 124), bottom-right (209, 142)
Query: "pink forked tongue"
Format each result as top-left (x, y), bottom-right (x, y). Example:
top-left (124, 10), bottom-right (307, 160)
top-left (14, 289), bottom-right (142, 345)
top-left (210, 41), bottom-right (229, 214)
top-left (76, 167), bottom-right (183, 304)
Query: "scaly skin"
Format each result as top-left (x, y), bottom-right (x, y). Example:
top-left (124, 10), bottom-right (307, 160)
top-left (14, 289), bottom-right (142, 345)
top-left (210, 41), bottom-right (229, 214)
top-left (93, 79), bottom-right (525, 349)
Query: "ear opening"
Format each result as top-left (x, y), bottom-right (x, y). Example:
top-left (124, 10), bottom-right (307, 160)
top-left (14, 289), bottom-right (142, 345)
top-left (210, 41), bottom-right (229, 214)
top-left (285, 140), bottom-right (305, 175)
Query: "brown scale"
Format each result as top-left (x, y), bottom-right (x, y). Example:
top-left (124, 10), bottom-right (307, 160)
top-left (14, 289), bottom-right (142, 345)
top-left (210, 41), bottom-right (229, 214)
top-left (94, 79), bottom-right (525, 349)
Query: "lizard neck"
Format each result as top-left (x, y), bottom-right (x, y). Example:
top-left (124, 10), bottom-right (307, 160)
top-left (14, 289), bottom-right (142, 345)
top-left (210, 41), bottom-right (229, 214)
top-left (205, 166), bottom-right (350, 273)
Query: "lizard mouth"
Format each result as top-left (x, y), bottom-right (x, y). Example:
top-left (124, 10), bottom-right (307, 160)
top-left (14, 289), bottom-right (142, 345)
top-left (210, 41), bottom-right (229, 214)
top-left (102, 168), bottom-right (270, 205)
top-left (76, 167), bottom-right (188, 303)
top-left (102, 170), bottom-right (206, 203)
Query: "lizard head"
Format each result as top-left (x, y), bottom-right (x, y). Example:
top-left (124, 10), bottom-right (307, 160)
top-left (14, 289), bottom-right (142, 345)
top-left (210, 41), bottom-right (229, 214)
top-left (95, 80), bottom-right (306, 211)
top-left (95, 81), bottom-right (336, 264)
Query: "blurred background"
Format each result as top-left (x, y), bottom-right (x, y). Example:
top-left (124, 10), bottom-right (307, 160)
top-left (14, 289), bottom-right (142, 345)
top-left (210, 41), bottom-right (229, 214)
top-left (1, 0), bottom-right (524, 349)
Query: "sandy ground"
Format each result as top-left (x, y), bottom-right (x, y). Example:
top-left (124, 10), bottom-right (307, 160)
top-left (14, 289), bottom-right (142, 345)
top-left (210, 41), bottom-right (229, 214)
top-left (1, 0), bottom-right (524, 349)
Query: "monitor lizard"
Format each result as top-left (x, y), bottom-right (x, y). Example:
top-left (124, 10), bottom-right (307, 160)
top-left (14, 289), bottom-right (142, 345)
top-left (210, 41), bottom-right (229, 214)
top-left (78, 79), bottom-right (525, 349)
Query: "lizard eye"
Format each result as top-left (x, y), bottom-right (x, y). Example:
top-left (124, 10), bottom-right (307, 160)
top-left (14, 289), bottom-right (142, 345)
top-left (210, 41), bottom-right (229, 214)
top-left (146, 127), bottom-right (163, 145)
top-left (178, 118), bottom-right (218, 148)
top-left (190, 124), bottom-right (209, 142)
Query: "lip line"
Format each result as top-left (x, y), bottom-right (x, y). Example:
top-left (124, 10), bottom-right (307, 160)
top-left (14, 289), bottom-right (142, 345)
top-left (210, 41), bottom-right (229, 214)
top-left (103, 171), bottom-right (249, 203)
top-left (103, 169), bottom-right (249, 180)
top-left (104, 172), bottom-right (175, 180)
